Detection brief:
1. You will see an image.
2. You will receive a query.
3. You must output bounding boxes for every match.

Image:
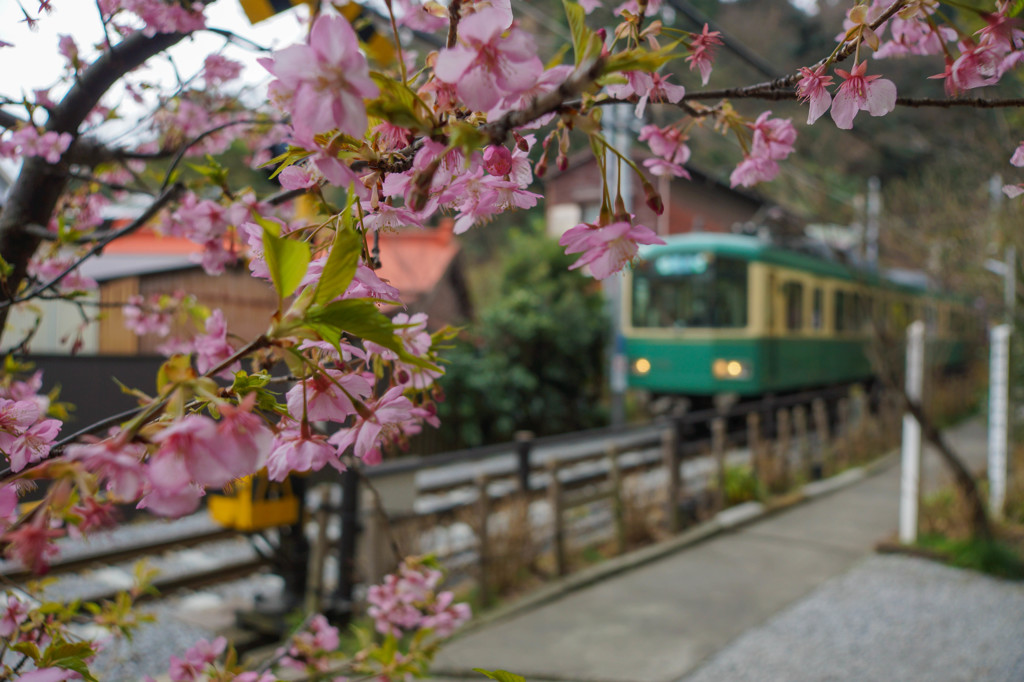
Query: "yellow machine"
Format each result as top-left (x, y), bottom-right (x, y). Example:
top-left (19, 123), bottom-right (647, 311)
top-left (208, 471), bottom-right (300, 531)
top-left (239, 0), bottom-right (396, 65)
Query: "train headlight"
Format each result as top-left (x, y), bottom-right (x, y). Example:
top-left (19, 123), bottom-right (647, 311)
top-left (712, 359), bottom-right (750, 380)
top-left (633, 358), bottom-right (651, 375)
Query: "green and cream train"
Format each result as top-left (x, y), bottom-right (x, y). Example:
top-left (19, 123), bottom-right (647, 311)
top-left (624, 233), bottom-right (975, 407)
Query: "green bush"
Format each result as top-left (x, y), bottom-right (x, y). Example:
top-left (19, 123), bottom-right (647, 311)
top-left (436, 230), bottom-right (609, 448)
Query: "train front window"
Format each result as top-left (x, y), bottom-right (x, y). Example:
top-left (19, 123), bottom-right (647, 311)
top-left (631, 254), bottom-right (748, 329)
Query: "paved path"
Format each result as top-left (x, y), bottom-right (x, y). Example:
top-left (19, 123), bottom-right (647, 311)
top-left (430, 419), bottom-right (1010, 682)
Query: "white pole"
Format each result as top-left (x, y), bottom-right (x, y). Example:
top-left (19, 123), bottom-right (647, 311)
top-left (989, 324), bottom-right (1011, 520)
top-left (899, 321), bottom-right (925, 544)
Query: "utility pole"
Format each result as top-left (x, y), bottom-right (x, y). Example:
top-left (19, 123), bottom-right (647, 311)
top-left (865, 176), bottom-right (881, 270)
top-left (604, 103), bottom-right (635, 427)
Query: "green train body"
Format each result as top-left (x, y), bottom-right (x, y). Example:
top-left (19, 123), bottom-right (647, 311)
top-left (623, 233), bottom-right (973, 402)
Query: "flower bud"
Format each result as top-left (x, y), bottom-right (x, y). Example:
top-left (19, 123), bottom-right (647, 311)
top-left (535, 157), bottom-right (548, 178)
top-left (483, 145), bottom-right (513, 176)
top-left (513, 132), bottom-right (530, 152)
top-left (643, 180), bottom-right (664, 215)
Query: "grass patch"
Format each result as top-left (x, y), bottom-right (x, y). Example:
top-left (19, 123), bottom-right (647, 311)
top-left (915, 533), bottom-right (1024, 580)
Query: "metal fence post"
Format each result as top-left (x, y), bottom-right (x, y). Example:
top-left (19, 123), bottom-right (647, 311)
top-left (662, 427), bottom-right (681, 534)
top-left (328, 469), bottom-right (359, 626)
top-left (515, 431), bottom-right (534, 493)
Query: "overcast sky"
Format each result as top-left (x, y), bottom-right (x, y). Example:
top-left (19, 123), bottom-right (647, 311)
top-left (0, 1), bottom-right (311, 113)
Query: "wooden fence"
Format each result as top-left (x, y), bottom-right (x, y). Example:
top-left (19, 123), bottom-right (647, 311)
top-left (344, 384), bottom-right (906, 609)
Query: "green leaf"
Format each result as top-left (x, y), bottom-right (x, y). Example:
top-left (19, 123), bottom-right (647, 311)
top-left (262, 222), bottom-right (311, 300)
top-left (305, 299), bottom-right (405, 354)
top-left (1009, 0), bottom-right (1024, 16)
top-left (448, 121), bottom-right (487, 155)
top-left (473, 668), bottom-right (526, 682)
top-left (367, 73), bottom-right (435, 134)
top-left (156, 354), bottom-right (195, 394)
top-left (603, 44), bottom-right (678, 76)
top-left (314, 227), bottom-right (362, 305)
top-left (563, 0), bottom-right (601, 67)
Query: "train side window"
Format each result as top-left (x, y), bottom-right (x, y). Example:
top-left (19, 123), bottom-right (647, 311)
top-left (812, 288), bottom-right (823, 330)
top-left (834, 290), bottom-right (844, 332)
top-left (783, 281), bottom-right (804, 331)
top-left (861, 296), bottom-right (874, 332)
top-left (925, 304), bottom-right (937, 333)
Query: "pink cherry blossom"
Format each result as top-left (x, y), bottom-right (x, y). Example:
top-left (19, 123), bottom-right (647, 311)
top-left (6, 418), bottom-right (61, 472)
top-left (433, 7), bottom-right (543, 113)
top-left (328, 387), bottom-right (416, 462)
top-left (0, 595), bottom-right (28, 637)
top-left (2, 516), bottom-right (62, 573)
top-left (0, 484), bottom-right (17, 525)
top-left (202, 54), bottom-right (242, 85)
top-left (114, 0), bottom-right (207, 37)
top-left (686, 24), bottom-right (723, 86)
top-left (16, 667), bottom-right (80, 682)
top-left (874, 16), bottom-right (954, 58)
top-left (830, 61), bottom-right (897, 130)
top-left (487, 64), bottom-right (573, 123)
top-left (749, 111), bottom-right (796, 161)
top-left (138, 451), bottom-right (204, 518)
top-left (951, 41), bottom-right (1003, 90)
top-left (266, 426), bottom-right (340, 481)
top-left (796, 65), bottom-right (834, 124)
top-left (394, 0), bottom-right (448, 32)
top-left (639, 124), bottom-right (691, 166)
top-left (278, 166), bottom-right (317, 191)
top-left (642, 157), bottom-right (689, 178)
top-left (260, 14), bottom-right (379, 141)
top-left (976, 6), bottom-right (1024, 54)
top-left (559, 220), bottom-right (666, 279)
top-left (66, 435), bottom-right (148, 502)
top-left (730, 155), bottom-right (779, 188)
top-left (0, 398), bottom-right (40, 451)
top-left (194, 309), bottom-right (237, 378)
top-left (1011, 141), bottom-right (1024, 167)
top-left (286, 370), bottom-right (373, 423)
top-left (634, 73), bottom-right (685, 117)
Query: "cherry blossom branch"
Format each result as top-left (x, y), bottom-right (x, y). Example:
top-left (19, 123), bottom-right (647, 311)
top-left (0, 110), bottom-right (25, 131)
top-left (158, 117), bottom-right (282, 193)
top-left (0, 28), bottom-right (198, 336)
top-left (691, 0), bottom-right (908, 100)
top-left (0, 334), bottom-right (275, 482)
top-left (479, 56), bottom-right (608, 145)
top-left (670, 89), bottom-right (1024, 110)
top-left (0, 183), bottom-right (186, 310)
top-left (447, 0), bottom-right (463, 48)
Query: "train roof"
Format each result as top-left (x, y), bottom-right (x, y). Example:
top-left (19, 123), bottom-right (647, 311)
top-left (638, 232), bottom-right (935, 295)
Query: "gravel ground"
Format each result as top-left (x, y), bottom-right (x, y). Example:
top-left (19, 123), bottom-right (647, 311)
top-left (86, 574), bottom-right (286, 681)
top-left (682, 554), bottom-right (1024, 682)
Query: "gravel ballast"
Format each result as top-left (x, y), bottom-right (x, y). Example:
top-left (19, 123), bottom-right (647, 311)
top-left (682, 554), bottom-right (1024, 682)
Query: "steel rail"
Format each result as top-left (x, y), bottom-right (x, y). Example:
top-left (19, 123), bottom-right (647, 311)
top-left (1, 528), bottom-right (241, 583)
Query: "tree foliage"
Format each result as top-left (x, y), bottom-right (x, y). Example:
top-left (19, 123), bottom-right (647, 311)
top-left (438, 229), bottom-right (609, 447)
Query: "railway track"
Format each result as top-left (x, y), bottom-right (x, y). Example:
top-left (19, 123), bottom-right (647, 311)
top-left (1, 520), bottom-right (273, 607)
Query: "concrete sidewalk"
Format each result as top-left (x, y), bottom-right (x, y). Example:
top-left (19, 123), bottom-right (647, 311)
top-left (429, 418), bottom-right (1005, 682)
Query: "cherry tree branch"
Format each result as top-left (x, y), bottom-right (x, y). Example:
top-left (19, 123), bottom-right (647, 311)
top-left (159, 117), bottom-right (282, 193)
top-left (0, 110), bottom-right (26, 131)
top-left (0, 183), bottom-right (185, 310)
top-left (447, 0), bottom-right (463, 48)
top-left (0, 28), bottom-right (198, 337)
